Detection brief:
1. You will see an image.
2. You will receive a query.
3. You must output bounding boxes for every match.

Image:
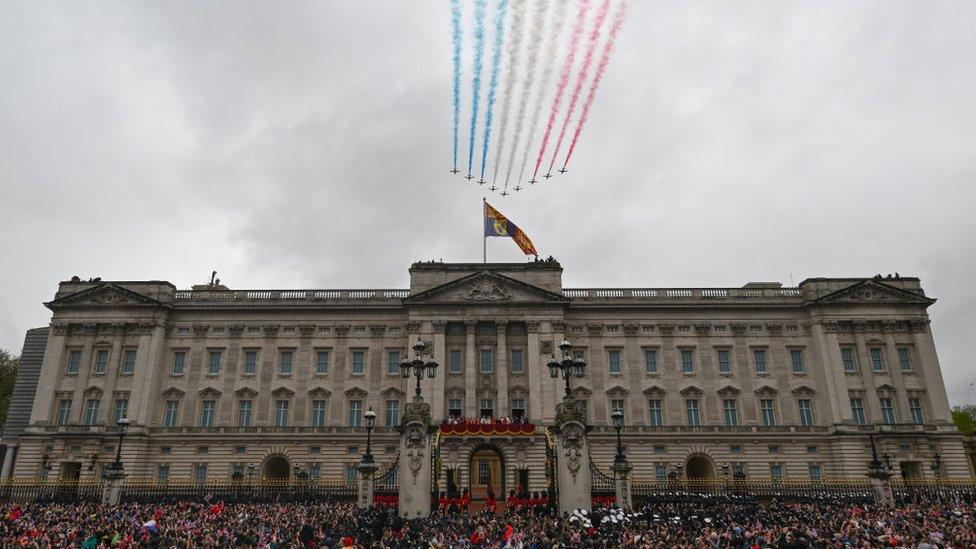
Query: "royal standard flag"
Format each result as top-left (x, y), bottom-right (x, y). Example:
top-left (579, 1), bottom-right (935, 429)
top-left (484, 201), bottom-right (538, 256)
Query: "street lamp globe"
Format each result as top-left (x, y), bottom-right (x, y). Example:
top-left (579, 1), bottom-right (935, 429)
top-left (573, 355), bottom-right (586, 378)
top-left (425, 356), bottom-right (438, 378)
top-left (364, 408), bottom-right (377, 428)
top-left (399, 359), bottom-right (412, 378)
top-left (412, 340), bottom-right (426, 355)
top-left (117, 417), bottom-right (130, 431)
top-left (547, 356), bottom-right (560, 378)
top-left (559, 339), bottom-right (572, 355)
top-left (611, 409), bottom-right (624, 428)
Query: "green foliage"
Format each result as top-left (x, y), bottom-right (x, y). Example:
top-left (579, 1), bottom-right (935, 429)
top-left (952, 405), bottom-right (976, 436)
top-left (0, 349), bottom-right (18, 428)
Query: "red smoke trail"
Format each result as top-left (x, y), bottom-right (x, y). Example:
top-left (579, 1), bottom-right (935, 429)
top-left (546, 0), bottom-right (611, 176)
top-left (532, 0), bottom-right (592, 180)
top-left (562, 1), bottom-right (628, 171)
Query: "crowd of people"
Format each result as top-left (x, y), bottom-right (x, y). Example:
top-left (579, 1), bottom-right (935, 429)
top-left (0, 494), bottom-right (974, 547)
top-left (441, 415), bottom-right (533, 427)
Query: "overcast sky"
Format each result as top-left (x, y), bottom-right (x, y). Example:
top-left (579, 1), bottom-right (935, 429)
top-left (1, 1), bottom-right (974, 405)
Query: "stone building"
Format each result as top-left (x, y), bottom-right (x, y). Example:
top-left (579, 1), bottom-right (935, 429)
top-left (3, 260), bottom-right (970, 497)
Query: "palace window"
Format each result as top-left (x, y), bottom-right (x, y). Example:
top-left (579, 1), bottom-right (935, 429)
top-left (208, 351), bottom-right (221, 375)
top-left (172, 351), bottom-right (186, 375)
top-left (84, 399), bottom-right (100, 426)
top-left (120, 349), bottom-right (136, 375)
top-left (648, 400), bottom-right (663, 426)
top-left (387, 350), bottom-right (401, 375)
top-left (280, 351), bottom-right (293, 375)
top-left (770, 463), bottom-right (784, 483)
top-left (898, 347), bottom-right (913, 371)
top-left (243, 351), bottom-right (257, 375)
top-left (841, 347), bottom-right (857, 372)
top-left (681, 350), bottom-right (694, 374)
top-left (644, 350), bottom-right (658, 374)
top-left (194, 464), bottom-right (207, 482)
top-left (308, 464), bottom-right (321, 478)
top-left (655, 465), bottom-right (668, 480)
top-left (760, 399), bottom-right (776, 426)
top-left (312, 400), bottom-right (327, 427)
top-left (510, 349), bottom-right (524, 374)
top-left (67, 350), bottom-right (81, 374)
top-left (723, 399), bottom-right (738, 426)
top-left (94, 350), bottom-right (109, 374)
top-left (315, 351), bottom-right (329, 375)
top-left (449, 350), bottom-right (462, 374)
top-left (790, 350), bottom-right (805, 373)
top-left (850, 398), bottom-right (866, 425)
top-left (753, 349), bottom-right (767, 374)
top-left (909, 398), bottom-right (925, 424)
top-left (448, 398), bottom-right (462, 417)
top-left (511, 398), bottom-right (525, 418)
top-left (480, 350), bottom-right (494, 374)
top-left (113, 398), bottom-right (128, 423)
top-left (798, 399), bottom-right (814, 426)
top-left (58, 398), bottom-right (71, 425)
top-left (611, 399), bottom-right (625, 417)
top-left (201, 400), bottom-right (215, 427)
top-left (346, 466), bottom-right (358, 484)
top-left (238, 400), bottom-right (252, 427)
top-left (163, 400), bottom-right (179, 427)
top-left (717, 350), bottom-right (731, 374)
top-left (869, 348), bottom-right (886, 372)
top-left (685, 399), bottom-right (701, 426)
top-left (348, 400), bottom-right (363, 427)
top-left (608, 350), bottom-right (621, 374)
top-left (808, 464), bottom-right (822, 482)
top-left (880, 397), bottom-right (896, 424)
top-left (352, 350), bottom-right (365, 375)
top-left (385, 400), bottom-right (400, 426)
top-left (480, 399), bottom-right (494, 418)
top-left (156, 464), bottom-right (170, 481)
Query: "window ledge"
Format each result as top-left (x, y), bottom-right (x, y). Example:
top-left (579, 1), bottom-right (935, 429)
top-left (755, 372), bottom-right (770, 377)
top-left (170, 373), bottom-right (184, 377)
top-left (871, 370), bottom-right (888, 375)
top-left (844, 370), bottom-right (859, 375)
top-left (241, 373), bottom-right (256, 377)
top-left (91, 373), bottom-right (107, 377)
top-left (901, 370), bottom-right (917, 375)
top-left (278, 373), bottom-right (293, 378)
top-left (718, 372), bottom-right (734, 377)
top-left (609, 373), bottom-right (623, 377)
top-left (645, 372), bottom-right (659, 377)
top-left (791, 372), bottom-right (807, 377)
top-left (351, 373), bottom-right (365, 377)
top-left (313, 373), bottom-right (328, 377)
top-left (205, 374), bottom-right (220, 378)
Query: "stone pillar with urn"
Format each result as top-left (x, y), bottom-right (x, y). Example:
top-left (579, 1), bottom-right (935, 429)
top-left (397, 339), bottom-right (438, 518)
top-left (866, 434), bottom-right (894, 508)
top-left (547, 339), bottom-right (592, 513)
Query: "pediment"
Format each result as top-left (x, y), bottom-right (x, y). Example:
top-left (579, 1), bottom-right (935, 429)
top-left (679, 385), bottom-right (703, 397)
top-left (83, 385), bottom-right (103, 396)
top-left (812, 280), bottom-right (935, 307)
top-left (308, 387), bottom-right (332, 398)
top-left (717, 385), bottom-right (741, 397)
top-left (46, 283), bottom-right (165, 310)
top-left (198, 387), bottom-right (222, 398)
top-left (161, 387), bottom-right (185, 398)
top-left (643, 385), bottom-right (667, 397)
top-left (876, 383), bottom-right (897, 394)
top-left (344, 386), bottom-right (368, 398)
top-left (403, 271), bottom-right (569, 305)
top-left (791, 385), bottom-right (816, 396)
top-left (754, 385), bottom-right (778, 396)
top-left (381, 386), bottom-right (405, 398)
top-left (569, 386), bottom-right (593, 398)
top-left (235, 387), bottom-right (258, 398)
top-left (446, 385), bottom-right (466, 396)
top-left (606, 385), bottom-right (630, 397)
top-left (271, 387), bottom-right (295, 398)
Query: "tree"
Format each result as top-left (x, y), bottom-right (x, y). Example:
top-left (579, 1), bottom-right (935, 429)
top-left (0, 349), bottom-right (18, 429)
top-left (952, 405), bottom-right (976, 436)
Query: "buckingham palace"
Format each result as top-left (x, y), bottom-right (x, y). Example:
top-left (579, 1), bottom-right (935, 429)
top-left (1, 259), bottom-right (970, 498)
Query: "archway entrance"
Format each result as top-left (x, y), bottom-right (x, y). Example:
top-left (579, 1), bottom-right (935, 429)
top-left (262, 455), bottom-right (290, 479)
top-left (686, 454), bottom-right (716, 480)
top-left (469, 447), bottom-right (504, 500)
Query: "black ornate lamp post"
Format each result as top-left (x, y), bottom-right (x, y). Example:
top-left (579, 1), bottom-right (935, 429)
top-left (400, 340), bottom-right (438, 401)
top-left (88, 453), bottom-right (100, 471)
top-left (931, 453), bottom-right (942, 478)
top-left (247, 462), bottom-right (255, 482)
top-left (547, 340), bottom-right (586, 396)
top-left (111, 417), bottom-right (130, 471)
top-left (611, 409), bottom-right (625, 464)
top-left (363, 409), bottom-right (377, 464)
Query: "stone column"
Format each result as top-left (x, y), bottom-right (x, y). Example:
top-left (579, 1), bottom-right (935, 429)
top-left (866, 435), bottom-right (894, 507)
top-left (496, 321), bottom-right (508, 417)
top-left (526, 322), bottom-right (543, 422)
top-left (398, 397), bottom-right (433, 518)
top-left (356, 460), bottom-right (378, 509)
top-left (431, 322), bottom-right (447, 421)
top-left (552, 397), bottom-right (591, 513)
top-left (464, 321), bottom-right (477, 418)
top-left (101, 465), bottom-right (126, 506)
top-left (611, 458), bottom-right (633, 510)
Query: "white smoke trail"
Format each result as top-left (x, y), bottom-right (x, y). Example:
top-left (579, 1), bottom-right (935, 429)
top-left (516, 0), bottom-right (570, 186)
top-left (502, 0), bottom-right (547, 191)
top-left (490, 0), bottom-right (527, 187)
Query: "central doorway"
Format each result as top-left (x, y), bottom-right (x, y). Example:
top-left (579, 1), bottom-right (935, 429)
top-left (686, 454), bottom-right (716, 480)
top-left (262, 455), bottom-right (290, 479)
top-left (469, 447), bottom-right (504, 500)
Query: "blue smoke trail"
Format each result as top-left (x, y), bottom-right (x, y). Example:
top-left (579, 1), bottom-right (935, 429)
top-left (479, 0), bottom-right (510, 182)
top-left (451, 0), bottom-right (462, 171)
top-left (466, 0), bottom-right (487, 177)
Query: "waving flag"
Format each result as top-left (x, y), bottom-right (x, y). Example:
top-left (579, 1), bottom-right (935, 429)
top-left (484, 200), bottom-right (538, 256)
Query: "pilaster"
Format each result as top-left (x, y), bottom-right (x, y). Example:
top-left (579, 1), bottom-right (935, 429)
top-left (464, 321), bottom-right (477, 418)
top-left (432, 321), bottom-right (447, 420)
top-left (526, 322), bottom-right (542, 422)
top-left (496, 320), bottom-right (509, 417)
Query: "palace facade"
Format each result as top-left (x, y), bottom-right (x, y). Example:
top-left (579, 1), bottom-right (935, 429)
top-left (2, 260), bottom-right (970, 496)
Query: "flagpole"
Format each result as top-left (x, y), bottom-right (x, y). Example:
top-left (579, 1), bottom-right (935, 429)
top-left (483, 197), bottom-right (487, 264)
